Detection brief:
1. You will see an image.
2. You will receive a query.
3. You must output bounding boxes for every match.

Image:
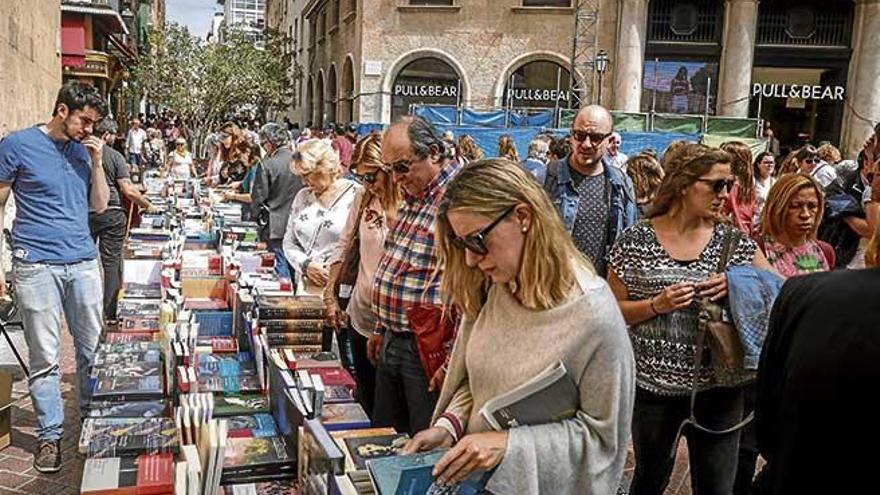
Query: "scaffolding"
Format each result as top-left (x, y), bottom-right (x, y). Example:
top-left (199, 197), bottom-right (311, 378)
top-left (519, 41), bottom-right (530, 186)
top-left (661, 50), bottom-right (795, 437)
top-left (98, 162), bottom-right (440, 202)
top-left (569, 0), bottom-right (601, 108)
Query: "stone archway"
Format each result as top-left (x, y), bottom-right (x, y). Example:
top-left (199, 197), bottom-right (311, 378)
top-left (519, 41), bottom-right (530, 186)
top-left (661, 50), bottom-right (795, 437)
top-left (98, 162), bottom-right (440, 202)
top-left (380, 48), bottom-right (470, 123)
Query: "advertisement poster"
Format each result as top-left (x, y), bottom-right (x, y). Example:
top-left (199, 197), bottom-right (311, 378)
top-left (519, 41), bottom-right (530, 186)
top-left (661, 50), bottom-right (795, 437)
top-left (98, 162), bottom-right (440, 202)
top-left (641, 59), bottom-right (719, 115)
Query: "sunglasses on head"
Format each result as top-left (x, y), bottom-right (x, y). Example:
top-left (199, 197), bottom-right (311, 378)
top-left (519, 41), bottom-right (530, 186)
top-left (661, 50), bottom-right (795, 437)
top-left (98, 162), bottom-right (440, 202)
top-left (571, 130), bottom-right (612, 145)
top-left (449, 204), bottom-right (517, 256)
top-left (696, 178), bottom-right (736, 194)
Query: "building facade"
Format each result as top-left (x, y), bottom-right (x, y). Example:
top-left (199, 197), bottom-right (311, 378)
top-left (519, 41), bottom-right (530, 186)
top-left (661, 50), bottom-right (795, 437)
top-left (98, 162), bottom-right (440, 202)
top-left (268, 0), bottom-right (879, 157)
top-left (221, 0), bottom-right (267, 47)
top-left (0, 0), bottom-right (62, 135)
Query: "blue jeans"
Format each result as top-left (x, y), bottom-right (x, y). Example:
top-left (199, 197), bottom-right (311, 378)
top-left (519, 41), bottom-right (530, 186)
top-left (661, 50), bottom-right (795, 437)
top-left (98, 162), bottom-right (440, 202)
top-left (267, 239), bottom-right (293, 280)
top-left (13, 259), bottom-right (103, 441)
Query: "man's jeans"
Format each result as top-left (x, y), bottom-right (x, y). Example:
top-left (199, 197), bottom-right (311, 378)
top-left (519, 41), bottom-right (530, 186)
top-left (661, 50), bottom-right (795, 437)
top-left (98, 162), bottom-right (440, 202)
top-left (630, 386), bottom-right (745, 495)
top-left (13, 259), bottom-right (103, 441)
top-left (373, 331), bottom-right (439, 435)
top-left (89, 209), bottom-right (127, 320)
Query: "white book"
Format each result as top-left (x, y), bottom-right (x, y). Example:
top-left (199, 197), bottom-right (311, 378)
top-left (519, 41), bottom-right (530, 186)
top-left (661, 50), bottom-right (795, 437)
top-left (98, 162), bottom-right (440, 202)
top-left (209, 420), bottom-right (227, 495)
top-left (180, 444), bottom-right (202, 495)
top-left (312, 374), bottom-right (325, 414)
top-left (199, 420), bottom-right (215, 495)
top-left (174, 461), bottom-right (187, 495)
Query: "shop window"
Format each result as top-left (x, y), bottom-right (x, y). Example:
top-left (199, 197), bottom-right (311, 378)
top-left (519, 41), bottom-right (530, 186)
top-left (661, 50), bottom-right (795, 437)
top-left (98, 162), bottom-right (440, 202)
top-left (503, 60), bottom-right (572, 109)
top-left (641, 59), bottom-right (719, 115)
top-left (522, 0), bottom-right (571, 6)
top-left (648, 0), bottom-right (722, 44)
top-left (392, 57), bottom-right (461, 121)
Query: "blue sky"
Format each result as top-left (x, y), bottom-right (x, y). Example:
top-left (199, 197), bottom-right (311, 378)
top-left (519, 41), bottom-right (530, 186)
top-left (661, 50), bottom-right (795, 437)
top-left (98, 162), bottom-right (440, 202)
top-left (166, 0), bottom-right (221, 39)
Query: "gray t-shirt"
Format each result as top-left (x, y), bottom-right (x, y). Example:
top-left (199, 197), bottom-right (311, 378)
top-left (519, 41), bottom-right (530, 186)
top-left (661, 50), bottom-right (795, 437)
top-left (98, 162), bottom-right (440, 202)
top-left (570, 169), bottom-right (609, 275)
top-left (102, 146), bottom-right (130, 209)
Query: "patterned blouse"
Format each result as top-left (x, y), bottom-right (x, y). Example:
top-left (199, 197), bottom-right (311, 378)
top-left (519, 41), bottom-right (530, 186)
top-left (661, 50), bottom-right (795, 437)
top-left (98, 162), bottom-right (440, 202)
top-left (761, 236), bottom-right (831, 279)
top-left (608, 220), bottom-right (757, 396)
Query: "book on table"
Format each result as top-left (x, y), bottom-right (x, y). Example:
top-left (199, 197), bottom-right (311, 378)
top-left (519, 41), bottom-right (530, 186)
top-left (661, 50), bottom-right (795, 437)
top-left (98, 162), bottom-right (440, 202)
top-left (477, 360), bottom-right (578, 431)
top-left (80, 452), bottom-right (174, 495)
top-left (79, 417), bottom-right (180, 458)
top-left (87, 400), bottom-right (167, 419)
top-left (366, 450), bottom-right (485, 495)
top-left (321, 402), bottom-right (371, 431)
top-left (221, 436), bottom-right (296, 484)
top-left (297, 418), bottom-right (346, 495)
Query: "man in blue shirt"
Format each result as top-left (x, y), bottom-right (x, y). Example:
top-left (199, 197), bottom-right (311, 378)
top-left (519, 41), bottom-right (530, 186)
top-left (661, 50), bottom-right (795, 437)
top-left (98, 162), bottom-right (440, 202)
top-left (0, 82), bottom-right (110, 473)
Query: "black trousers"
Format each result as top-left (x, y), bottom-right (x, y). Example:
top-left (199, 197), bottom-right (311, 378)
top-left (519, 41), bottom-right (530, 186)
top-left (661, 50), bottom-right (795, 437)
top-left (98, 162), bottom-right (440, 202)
top-left (89, 209), bottom-right (127, 320)
top-left (630, 386), bottom-right (745, 495)
top-left (372, 331), bottom-right (438, 435)
top-left (734, 384), bottom-right (759, 495)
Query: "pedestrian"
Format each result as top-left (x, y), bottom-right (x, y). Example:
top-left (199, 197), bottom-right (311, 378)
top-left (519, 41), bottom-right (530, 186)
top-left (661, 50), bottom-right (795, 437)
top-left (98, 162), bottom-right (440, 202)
top-left (90, 117), bottom-right (158, 325)
top-left (519, 138), bottom-right (549, 183)
top-left (457, 134), bottom-right (483, 164)
top-left (370, 116), bottom-right (461, 435)
top-left (816, 143), bottom-right (842, 167)
top-left (607, 143), bottom-right (773, 495)
top-left (144, 128), bottom-right (166, 170)
top-left (753, 151), bottom-right (776, 215)
top-left (206, 122), bottom-right (249, 185)
top-left (606, 132), bottom-right (629, 172)
top-left (251, 123), bottom-right (301, 280)
top-left (625, 152), bottom-right (664, 217)
top-left (762, 124), bottom-right (780, 158)
top-left (544, 105), bottom-right (638, 277)
top-left (332, 123), bottom-right (357, 172)
top-left (223, 143), bottom-right (263, 211)
top-left (0, 82), bottom-right (111, 472)
top-left (283, 140), bottom-right (359, 295)
top-left (125, 117), bottom-right (147, 167)
top-left (324, 133), bottom-right (401, 417)
top-left (497, 134), bottom-right (519, 162)
top-left (548, 135), bottom-right (570, 163)
top-left (403, 158), bottom-right (635, 494)
top-left (722, 141), bottom-right (759, 236)
top-left (165, 137), bottom-right (195, 180)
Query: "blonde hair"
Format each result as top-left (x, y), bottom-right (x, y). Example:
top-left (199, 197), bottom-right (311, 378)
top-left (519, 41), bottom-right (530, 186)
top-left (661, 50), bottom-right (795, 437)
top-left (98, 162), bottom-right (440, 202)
top-left (649, 144), bottom-right (732, 218)
top-left (626, 153), bottom-right (665, 204)
top-left (759, 173), bottom-right (825, 242)
top-left (437, 159), bottom-right (589, 319)
top-left (721, 141), bottom-right (755, 204)
top-left (294, 139), bottom-right (341, 181)
top-left (352, 132), bottom-right (401, 218)
top-left (458, 135), bottom-right (483, 162)
top-left (497, 135), bottom-right (520, 162)
top-left (817, 143), bottom-right (842, 165)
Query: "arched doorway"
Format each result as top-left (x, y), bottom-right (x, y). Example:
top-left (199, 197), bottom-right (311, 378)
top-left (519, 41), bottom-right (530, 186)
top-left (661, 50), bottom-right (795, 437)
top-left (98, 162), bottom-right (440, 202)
top-left (502, 59), bottom-right (572, 110)
top-left (305, 75), bottom-right (314, 127)
top-left (327, 65), bottom-right (338, 124)
top-left (341, 57), bottom-right (355, 124)
top-left (315, 71), bottom-right (325, 128)
top-left (391, 57), bottom-right (462, 121)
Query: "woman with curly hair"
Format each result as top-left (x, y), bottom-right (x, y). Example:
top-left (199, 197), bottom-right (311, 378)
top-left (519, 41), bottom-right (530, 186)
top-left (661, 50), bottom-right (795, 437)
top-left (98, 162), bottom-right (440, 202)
top-left (722, 141), bottom-right (759, 236)
top-left (497, 134), bottom-right (520, 162)
top-left (457, 134), bottom-right (483, 164)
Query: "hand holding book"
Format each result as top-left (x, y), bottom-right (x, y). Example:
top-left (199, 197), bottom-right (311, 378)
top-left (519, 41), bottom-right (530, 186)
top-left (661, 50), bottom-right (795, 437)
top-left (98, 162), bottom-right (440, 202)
top-left (431, 431), bottom-right (508, 487)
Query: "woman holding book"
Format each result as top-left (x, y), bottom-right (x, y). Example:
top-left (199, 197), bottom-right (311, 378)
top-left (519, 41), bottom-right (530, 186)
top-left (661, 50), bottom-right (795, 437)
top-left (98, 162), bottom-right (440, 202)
top-left (323, 132), bottom-right (401, 416)
top-left (402, 159), bottom-right (635, 494)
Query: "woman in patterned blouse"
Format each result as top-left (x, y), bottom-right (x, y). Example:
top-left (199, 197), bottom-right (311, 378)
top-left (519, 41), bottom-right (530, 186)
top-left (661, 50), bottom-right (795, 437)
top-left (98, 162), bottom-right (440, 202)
top-left (755, 173), bottom-right (834, 278)
top-left (607, 143), bottom-right (773, 495)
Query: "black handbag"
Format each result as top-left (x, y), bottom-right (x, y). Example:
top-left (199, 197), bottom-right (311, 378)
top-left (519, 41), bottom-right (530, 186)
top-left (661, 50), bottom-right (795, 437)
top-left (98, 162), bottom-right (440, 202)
top-left (333, 192), bottom-right (371, 309)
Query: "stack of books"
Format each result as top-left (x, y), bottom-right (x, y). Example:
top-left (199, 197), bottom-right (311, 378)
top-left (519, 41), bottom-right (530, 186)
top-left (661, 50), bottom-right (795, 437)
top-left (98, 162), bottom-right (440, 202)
top-left (253, 294), bottom-right (325, 351)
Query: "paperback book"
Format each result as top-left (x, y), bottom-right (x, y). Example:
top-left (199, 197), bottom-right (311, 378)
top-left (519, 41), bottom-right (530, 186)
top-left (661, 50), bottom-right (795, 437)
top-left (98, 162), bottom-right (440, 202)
top-left (80, 453), bottom-right (174, 495)
top-left (79, 418), bottom-right (179, 458)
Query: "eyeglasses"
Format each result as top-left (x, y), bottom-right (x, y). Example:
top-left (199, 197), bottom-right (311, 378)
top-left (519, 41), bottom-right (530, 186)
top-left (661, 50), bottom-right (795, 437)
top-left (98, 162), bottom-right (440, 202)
top-left (571, 130), bottom-right (612, 145)
top-left (386, 159), bottom-right (414, 174)
top-left (696, 178), bottom-right (736, 194)
top-left (449, 205), bottom-right (516, 256)
top-left (354, 171), bottom-right (380, 184)
top-left (803, 157), bottom-right (818, 164)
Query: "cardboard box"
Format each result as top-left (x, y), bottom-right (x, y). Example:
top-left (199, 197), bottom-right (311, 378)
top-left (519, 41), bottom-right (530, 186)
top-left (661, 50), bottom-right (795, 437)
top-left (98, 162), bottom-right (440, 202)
top-left (0, 370), bottom-right (12, 451)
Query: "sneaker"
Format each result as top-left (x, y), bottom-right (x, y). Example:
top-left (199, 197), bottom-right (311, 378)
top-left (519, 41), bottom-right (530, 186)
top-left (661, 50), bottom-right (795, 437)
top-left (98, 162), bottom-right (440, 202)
top-left (33, 440), bottom-right (61, 473)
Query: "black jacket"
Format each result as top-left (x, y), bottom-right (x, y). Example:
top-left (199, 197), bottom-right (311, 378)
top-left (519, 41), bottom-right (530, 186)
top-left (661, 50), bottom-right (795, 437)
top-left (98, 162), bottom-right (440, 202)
top-left (250, 147), bottom-right (301, 241)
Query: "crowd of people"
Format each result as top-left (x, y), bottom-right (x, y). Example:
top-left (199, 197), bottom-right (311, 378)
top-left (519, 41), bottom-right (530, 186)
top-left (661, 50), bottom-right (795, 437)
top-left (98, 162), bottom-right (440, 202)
top-left (0, 80), bottom-right (878, 494)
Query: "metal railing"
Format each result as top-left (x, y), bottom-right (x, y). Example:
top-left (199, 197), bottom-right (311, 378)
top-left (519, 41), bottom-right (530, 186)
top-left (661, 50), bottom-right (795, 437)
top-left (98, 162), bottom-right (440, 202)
top-left (756, 6), bottom-right (852, 48)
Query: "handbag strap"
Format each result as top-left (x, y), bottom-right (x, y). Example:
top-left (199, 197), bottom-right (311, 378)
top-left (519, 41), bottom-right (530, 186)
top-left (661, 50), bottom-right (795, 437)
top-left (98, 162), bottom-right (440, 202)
top-left (669, 226), bottom-right (752, 458)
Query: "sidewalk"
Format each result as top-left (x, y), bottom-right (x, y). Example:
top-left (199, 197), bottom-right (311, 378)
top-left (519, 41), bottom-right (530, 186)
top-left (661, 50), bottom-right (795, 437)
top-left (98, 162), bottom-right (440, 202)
top-left (0, 325), bottom-right (83, 495)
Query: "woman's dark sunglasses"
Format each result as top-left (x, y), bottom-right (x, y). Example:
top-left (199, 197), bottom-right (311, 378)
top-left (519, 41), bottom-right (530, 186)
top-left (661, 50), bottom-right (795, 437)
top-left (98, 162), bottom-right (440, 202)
top-left (696, 178), bottom-right (736, 194)
top-left (354, 171), bottom-right (380, 184)
top-left (449, 205), bottom-right (517, 255)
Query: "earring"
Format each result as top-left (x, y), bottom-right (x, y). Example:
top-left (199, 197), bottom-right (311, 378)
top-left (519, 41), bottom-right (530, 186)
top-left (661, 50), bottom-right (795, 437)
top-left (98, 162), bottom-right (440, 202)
top-left (521, 227), bottom-right (528, 233)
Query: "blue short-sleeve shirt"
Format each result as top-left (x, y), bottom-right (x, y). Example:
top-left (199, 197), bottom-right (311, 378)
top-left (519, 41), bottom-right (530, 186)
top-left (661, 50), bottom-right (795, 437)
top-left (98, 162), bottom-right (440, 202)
top-left (0, 126), bottom-right (97, 263)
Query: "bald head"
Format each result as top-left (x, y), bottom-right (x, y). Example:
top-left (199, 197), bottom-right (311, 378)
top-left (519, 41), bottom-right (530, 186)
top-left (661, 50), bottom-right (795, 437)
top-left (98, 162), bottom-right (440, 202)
top-left (569, 105), bottom-right (614, 170)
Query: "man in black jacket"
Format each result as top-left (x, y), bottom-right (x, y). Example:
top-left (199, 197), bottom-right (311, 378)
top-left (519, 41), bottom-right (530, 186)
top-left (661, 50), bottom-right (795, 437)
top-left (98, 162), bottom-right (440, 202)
top-left (755, 267), bottom-right (880, 494)
top-left (251, 123), bottom-right (302, 279)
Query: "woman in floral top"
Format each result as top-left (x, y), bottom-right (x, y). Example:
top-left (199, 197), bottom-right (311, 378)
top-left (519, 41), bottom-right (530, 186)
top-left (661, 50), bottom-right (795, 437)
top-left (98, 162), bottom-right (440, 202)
top-left (283, 139), bottom-right (360, 295)
top-left (607, 143), bottom-right (773, 495)
top-left (756, 173), bottom-right (834, 278)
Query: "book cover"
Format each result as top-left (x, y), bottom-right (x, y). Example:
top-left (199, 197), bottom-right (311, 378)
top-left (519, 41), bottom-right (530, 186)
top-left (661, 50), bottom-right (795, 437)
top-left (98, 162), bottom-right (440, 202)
top-left (120, 318), bottom-right (162, 333)
top-left (321, 403), bottom-right (371, 432)
top-left (93, 361), bottom-right (162, 379)
top-left (121, 283), bottom-right (163, 299)
top-left (310, 367), bottom-right (357, 390)
top-left (344, 434), bottom-right (410, 470)
top-left (227, 481), bottom-right (298, 495)
top-left (254, 295), bottom-right (324, 320)
top-left (213, 395), bottom-right (270, 417)
top-left (221, 436), bottom-right (294, 477)
top-left (225, 414), bottom-right (278, 438)
top-left (478, 360), bottom-right (578, 431)
top-left (104, 332), bottom-right (158, 344)
top-left (92, 375), bottom-right (163, 401)
top-left (81, 453), bottom-right (174, 495)
top-left (93, 349), bottom-right (162, 367)
top-left (79, 418), bottom-right (179, 457)
top-left (265, 333), bottom-right (323, 346)
top-left (259, 319), bottom-right (324, 333)
top-left (88, 400), bottom-right (167, 419)
top-left (299, 419), bottom-right (346, 490)
top-left (324, 385), bottom-right (355, 404)
top-left (367, 451), bottom-right (484, 495)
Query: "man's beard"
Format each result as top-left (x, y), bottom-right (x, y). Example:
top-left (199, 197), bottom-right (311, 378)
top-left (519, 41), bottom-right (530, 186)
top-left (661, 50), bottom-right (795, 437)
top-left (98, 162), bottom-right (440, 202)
top-left (61, 118), bottom-right (81, 142)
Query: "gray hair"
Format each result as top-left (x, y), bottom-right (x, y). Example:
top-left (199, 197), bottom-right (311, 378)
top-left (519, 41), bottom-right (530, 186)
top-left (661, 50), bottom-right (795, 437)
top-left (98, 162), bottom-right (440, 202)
top-left (401, 116), bottom-right (451, 160)
top-left (527, 139), bottom-right (549, 160)
top-left (259, 122), bottom-right (290, 148)
top-left (94, 118), bottom-right (118, 136)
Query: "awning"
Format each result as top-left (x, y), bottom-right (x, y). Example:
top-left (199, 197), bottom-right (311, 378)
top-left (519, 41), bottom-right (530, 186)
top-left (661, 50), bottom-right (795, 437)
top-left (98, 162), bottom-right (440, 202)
top-left (61, 16), bottom-right (86, 68)
top-left (106, 33), bottom-right (137, 66)
top-left (60, 4), bottom-right (129, 36)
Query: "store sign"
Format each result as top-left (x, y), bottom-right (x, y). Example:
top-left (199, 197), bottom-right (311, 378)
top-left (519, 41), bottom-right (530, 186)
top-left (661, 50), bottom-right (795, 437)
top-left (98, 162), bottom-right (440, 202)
top-left (751, 83), bottom-right (845, 101)
top-left (393, 83), bottom-right (458, 98)
top-left (506, 88), bottom-right (571, 103)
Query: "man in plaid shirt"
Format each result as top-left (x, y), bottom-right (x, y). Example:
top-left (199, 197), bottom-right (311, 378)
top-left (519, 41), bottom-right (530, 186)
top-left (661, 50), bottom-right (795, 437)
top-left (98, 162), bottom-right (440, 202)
top-left (368, 117), bottom-right (461, 434)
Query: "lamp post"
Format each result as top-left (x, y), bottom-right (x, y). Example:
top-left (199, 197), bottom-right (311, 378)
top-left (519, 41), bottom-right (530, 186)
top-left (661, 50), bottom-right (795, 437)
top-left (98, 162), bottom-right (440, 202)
top-left (596, 50), bottom-right (610, 105)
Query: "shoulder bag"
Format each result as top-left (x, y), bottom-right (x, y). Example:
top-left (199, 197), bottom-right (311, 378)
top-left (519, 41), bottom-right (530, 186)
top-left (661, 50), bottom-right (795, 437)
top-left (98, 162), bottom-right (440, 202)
top-left (333, 191), bottom-right (372, 308)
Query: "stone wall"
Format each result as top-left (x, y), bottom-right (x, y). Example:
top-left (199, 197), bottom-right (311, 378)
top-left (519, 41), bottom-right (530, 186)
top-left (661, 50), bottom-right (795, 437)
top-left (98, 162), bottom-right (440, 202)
top-left (0, 0), bottom-right (61, 136)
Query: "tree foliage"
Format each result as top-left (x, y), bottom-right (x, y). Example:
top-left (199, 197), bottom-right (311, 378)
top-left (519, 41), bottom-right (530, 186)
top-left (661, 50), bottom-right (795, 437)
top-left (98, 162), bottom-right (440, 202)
top-left (129, 22), bottom-right (300, 137)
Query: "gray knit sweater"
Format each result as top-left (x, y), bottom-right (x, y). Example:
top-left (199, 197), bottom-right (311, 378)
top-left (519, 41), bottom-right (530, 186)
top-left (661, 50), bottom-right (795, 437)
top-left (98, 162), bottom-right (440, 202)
top-left (432, 264), bottom-right (635, 494)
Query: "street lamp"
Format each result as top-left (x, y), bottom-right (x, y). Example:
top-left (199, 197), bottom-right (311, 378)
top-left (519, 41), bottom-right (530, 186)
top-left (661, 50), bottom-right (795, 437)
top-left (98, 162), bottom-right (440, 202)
top-left (596, 49), bottom-right (610, 105)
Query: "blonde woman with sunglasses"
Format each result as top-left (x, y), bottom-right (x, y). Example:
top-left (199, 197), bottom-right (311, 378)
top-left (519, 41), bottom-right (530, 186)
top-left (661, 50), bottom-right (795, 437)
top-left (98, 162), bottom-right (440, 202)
top-left (323, 133), bottom-right (401, 416)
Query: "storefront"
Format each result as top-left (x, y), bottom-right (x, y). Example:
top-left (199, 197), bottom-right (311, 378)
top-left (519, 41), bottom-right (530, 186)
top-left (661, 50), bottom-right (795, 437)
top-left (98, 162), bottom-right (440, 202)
top-left (390, 57), bottom-right (462, 122)
top-left (503, 60), bottom-right (572, 110)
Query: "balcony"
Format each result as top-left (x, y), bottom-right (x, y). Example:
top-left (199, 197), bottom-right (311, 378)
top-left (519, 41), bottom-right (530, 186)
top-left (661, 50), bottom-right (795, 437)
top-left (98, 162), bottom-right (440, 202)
top-left (63, 50), bottom-right (112, 80)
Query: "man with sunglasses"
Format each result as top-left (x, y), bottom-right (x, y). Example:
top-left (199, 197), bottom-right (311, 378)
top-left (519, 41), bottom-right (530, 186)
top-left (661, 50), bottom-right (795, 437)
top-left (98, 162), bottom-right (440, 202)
top-left (544, 105), bottom-right (638, 277)
top-left (0, 81), bottom-right (110, 473)
top-left (370, 116), bottom-right (461, 435)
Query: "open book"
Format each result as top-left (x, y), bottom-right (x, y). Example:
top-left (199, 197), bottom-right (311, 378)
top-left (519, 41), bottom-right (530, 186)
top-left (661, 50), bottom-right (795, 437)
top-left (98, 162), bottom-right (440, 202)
top-left (479, 361), bottom-right (578, 431)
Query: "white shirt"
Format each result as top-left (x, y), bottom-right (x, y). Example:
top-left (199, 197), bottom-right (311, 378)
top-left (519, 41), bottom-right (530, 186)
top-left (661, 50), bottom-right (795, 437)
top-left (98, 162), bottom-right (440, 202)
top-left (168, 151), bottom-right (193, 179)
top-left (127, 128), bottom-right (148, 154)
top-left (810, 161), bottom-right (838, 188)
top-left (607, 151), bottom-right (629, 173)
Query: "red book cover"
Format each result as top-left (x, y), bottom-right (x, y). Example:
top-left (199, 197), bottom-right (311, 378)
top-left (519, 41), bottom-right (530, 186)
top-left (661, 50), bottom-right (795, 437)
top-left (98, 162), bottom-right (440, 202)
top-left (105, 332), bottom-right (156, 343)
top-left (310, 366), bottom-right (356, 390)
top-left (136, 452), bottom-right (174, 495)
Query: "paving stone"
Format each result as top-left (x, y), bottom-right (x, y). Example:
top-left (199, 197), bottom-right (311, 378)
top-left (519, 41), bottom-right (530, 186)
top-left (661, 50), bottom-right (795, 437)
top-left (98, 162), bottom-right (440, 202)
top-left (0, 471), bottom-right (33, 491)
top-left (15, 478), bottom-right (75, 495)
top-left (0, 457), bottom-right (32, 474)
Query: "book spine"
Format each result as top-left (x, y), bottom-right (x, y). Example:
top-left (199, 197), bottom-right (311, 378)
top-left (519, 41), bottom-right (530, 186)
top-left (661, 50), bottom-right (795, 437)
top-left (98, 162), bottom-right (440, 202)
top-left (266, 333), bottom-right (323, 345)
top-left (257, 307), bottom-right (325, 320)
top-left (259, 319), bottom-right (325, 333)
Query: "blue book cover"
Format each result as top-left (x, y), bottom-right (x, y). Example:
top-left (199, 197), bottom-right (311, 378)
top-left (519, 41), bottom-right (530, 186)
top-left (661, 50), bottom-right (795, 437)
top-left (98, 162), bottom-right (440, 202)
top-left (367, 451), bottom-right (486, 495)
